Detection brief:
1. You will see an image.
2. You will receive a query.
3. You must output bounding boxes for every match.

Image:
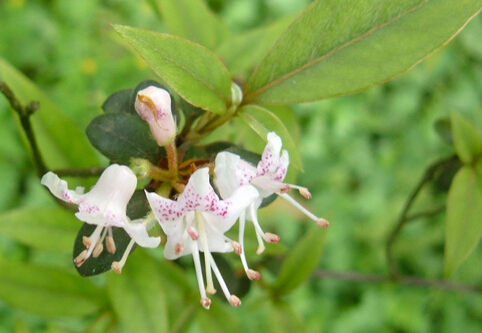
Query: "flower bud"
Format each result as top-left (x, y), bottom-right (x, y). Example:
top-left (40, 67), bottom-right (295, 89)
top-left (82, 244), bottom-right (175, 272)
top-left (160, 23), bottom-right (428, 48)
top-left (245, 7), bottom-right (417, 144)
top-left (134, 86), bottom-right (177, 146)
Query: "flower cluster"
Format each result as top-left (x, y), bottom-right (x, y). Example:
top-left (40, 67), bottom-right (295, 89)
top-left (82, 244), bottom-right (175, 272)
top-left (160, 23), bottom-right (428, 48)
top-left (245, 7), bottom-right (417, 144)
top-left (41, 86), bottom-right (329, 309)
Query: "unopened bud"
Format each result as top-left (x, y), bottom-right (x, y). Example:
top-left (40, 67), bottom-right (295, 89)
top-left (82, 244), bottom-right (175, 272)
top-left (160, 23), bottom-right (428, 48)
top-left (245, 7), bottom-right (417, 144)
top-left (134, 86), bottom-right (177, 146)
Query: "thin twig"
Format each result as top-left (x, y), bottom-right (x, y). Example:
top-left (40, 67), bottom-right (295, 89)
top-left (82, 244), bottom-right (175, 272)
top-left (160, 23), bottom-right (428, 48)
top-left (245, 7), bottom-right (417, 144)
top-left (315, 270), bottom-right (482, 293)
top-left (0, 81), bottom-right (48, 177)
top-left (386, 156), bottom-right (455, 277)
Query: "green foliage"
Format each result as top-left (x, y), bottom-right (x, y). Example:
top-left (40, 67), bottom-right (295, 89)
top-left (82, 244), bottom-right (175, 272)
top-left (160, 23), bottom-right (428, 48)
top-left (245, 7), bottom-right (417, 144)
top-left (0, 261), bottom-right (106, 317)
top-left (451, 111), bottom-right (482, 164)
top-left (1, 0), bottom-right (482, 332)
top-left (155, 0), bottom-right (230, 50)
top-left (271, 225), bottom-right (328, 296)
top-left (0, 58), bottom-right (99, 169)
top-left (238, 104), bottom-right (302, 170)
top-left (445, 165), bottom-right (482, 276)
top-left (243, 0), bottom-right (482, 105)
top-left (0, 207), bottom-right (80, 253)
top-left (113, 25), bottom-right (233, 114)
top-left (107, 250), bottom-right (169, 333)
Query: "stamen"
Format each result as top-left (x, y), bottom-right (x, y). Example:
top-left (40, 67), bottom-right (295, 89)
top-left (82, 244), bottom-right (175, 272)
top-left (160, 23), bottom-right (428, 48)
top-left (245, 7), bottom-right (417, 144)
top-left (188, 226), bottom-right (199, 240)
top-left (111, 238), bottom-right (135, 274)
top-left (196, 212), bottom-right (216, 295)
top-left (106, 235), bottom-right (116, 253)
top-left (246, 269), bottom-right (261, 280)
top-left (92, 243), bottom-right (104, 257)
top-left (232, 241), bottom-right (242, 255)
top-left (279, 193), bottom-right (327, 225)
top-left (207, 252), bottom-right (239, 306)
top-left (265, 232), bottom-right (281, 243)
top-left (317, 218), bottom-right (330, 228)
top-left (249, 203), bottom-right (266, 254)
top-left (287, 184), bottom-right (312, 199)
top-left (279, 184), bottom-right (291, 193)
top-left (82, 225), bottom-right (105, 263)
top-left (229, 295), bottom-right (242, 307)
top-left (201, 298), bottom-right (212, 310)
top-left (74, 249), bottom-right (88, 267)
top-left (191, 242), bottom-right (208, 308)
top-left (175, 243), bottom-right (184, 255)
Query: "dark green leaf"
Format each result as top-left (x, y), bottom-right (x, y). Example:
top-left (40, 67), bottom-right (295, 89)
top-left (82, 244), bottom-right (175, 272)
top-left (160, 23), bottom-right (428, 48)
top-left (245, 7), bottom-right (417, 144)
top-left (0, 260), bottom-right (105, 316)
top-left (271, 226), bottom-right (328, 295)
top-left (113, 25), bottom-right (232, 114)
top-left (86, 112), bottom-right (161, 165)
top-left (102, 89), bottom-right (134, 114)
top-left (244, 0), bottom-right (482, 105)
top-left (0, 58), bottom-right (99, 168)
top-left (445, 165), bottom-right (482, 276)
top-left (157, 0), bottom-right (229, 50)
top-left (74, 224), bottom-right (136, 277)
top-left (450, 111), bottom-right (482, 164)
top-left (74, 190), bottom-right (150, 276)
top-left (107, 250), bottom-right (169, 333)
top-left (0, 207), bottom-right (80, 253)
top-left (237, 104), bottom-right (303, 170)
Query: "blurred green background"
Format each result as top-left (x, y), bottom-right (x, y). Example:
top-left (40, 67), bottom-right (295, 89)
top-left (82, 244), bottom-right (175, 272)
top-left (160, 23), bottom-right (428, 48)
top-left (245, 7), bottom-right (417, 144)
top-left (1, 0), bottom-right (482, 332)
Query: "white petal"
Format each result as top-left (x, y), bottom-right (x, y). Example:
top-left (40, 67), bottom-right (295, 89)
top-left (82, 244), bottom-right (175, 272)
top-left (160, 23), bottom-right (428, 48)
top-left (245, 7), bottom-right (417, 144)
top-left (124, 219), bottom-right (161, 248)
top-left (41, 172), bottom-right (84, 203)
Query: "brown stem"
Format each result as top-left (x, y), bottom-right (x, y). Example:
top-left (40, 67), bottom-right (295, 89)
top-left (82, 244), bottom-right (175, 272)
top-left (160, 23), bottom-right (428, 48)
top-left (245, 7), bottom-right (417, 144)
top-left (386, 155), bottom-right (456, 278)
top-left (0, 81), bottom-right (47, 177)
top-left (315, 270), bottom-right (482, 293)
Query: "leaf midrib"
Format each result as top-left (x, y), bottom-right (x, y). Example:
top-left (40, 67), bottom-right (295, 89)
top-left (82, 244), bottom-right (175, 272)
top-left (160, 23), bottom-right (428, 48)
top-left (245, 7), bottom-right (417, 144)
top-left (245, 0), bottom-right (431, 101)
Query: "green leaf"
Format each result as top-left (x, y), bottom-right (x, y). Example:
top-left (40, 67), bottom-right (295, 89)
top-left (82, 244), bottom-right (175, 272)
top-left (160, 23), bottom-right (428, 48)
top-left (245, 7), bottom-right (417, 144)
top-left (0, 207), bottom-right (80, 253)
top-left (237, 104), bottom-right (303, 170)
top-left (216, 15), bottom-right (295, 79)
top-left (86, 112), bottom-right (161, 165)
top-left (271, 226), bottom-right (328, 296)
top-left (450, 111), bottom-right (482, 164)
top-left (113, 25), bottom-right (232, 114)
top-left (269, 300), bottom-right (307, 333)
top-left (445, 165), bottom-right (482, 276)
top-left (157, 0), bottom-right (229, 50)
top-left (244, 0), bottom-right (482, 105)
top-left (0, 260), bottom-right (105, 316)
top-left (0, 58), bottom-right (99, 168)
top-left (74, 190), bottom-right (150, 277)
top-left (197, 302), bottom-right (242, 333)
top-left (107, 250), bottom-right (169, 333)
top-left (102, 88), bottom-right (134, 114)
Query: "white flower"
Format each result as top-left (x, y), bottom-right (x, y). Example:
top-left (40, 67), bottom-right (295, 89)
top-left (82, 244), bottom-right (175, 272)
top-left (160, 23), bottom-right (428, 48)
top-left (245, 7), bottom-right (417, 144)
top-left (134, 86), bottom-right (177, 146)
top-left (41, 164), bottom-right (160, 272)
top-left (214, 132), bottom-right (329, 279)
top-left (145, 168), bottom-right (258, 309)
